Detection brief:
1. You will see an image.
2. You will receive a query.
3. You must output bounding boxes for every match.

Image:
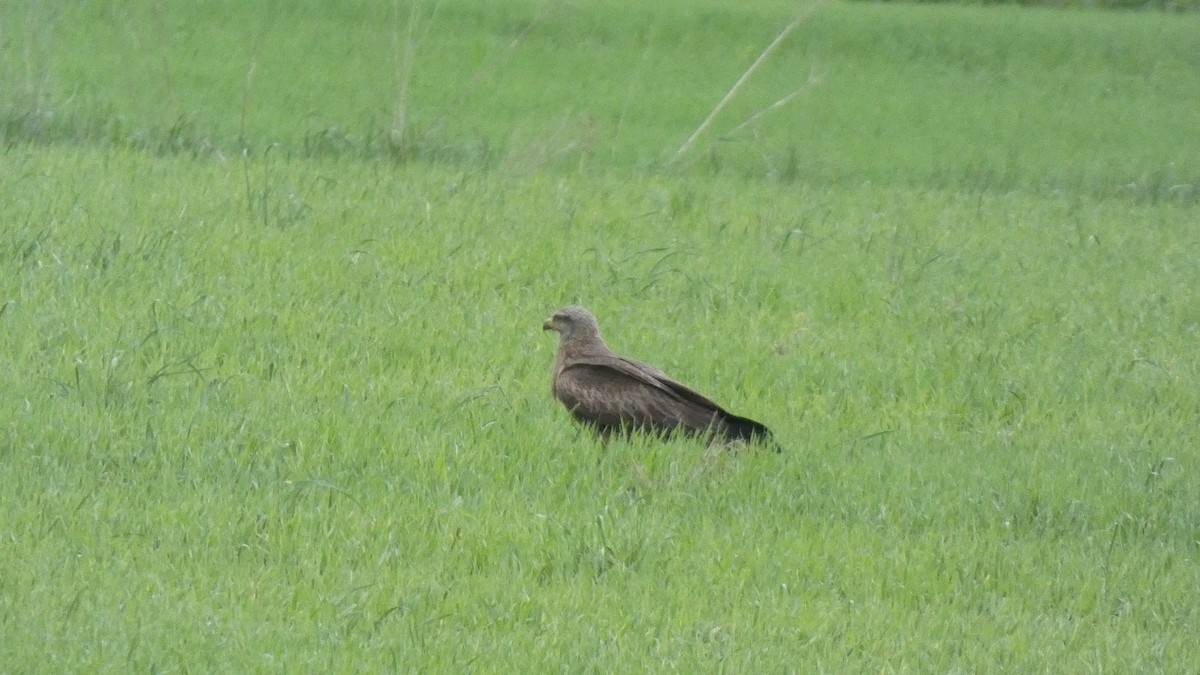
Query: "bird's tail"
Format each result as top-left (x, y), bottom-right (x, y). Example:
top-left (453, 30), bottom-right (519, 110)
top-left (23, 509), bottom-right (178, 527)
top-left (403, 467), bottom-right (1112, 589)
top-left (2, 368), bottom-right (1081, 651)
top-left (719, 413), bottom-right (783, 452)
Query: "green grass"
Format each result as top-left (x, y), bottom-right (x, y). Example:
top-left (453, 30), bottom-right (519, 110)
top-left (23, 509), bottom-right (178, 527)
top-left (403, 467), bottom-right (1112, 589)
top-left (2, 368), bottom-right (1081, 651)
top-left (6, 1), bottom-right (1199, 195)
top-left (2, 1), bottom-right (1199, 671)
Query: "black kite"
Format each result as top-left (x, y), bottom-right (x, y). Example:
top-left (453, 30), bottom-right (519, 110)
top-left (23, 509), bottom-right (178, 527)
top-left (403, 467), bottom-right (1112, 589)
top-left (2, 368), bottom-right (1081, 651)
top-left (543, 305), bottom-right (780, 450)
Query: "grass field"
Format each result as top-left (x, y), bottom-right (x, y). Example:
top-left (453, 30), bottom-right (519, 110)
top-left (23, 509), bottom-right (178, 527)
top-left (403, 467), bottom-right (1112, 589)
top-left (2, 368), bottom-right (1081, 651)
top-left (3, 0), bottom-right (1199, 671)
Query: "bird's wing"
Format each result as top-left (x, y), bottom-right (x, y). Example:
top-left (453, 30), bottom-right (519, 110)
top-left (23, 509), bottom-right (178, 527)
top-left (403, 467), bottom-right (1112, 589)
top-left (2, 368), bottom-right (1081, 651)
top-left (615, 356), bottom-right (777, 446)
top-left (613, 356), bottom-right (730, 412)
top-left (554, 358), bottom-right (720, 433)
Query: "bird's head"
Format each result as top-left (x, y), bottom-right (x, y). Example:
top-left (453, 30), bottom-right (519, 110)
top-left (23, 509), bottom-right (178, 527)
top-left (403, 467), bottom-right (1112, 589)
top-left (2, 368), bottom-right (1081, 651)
top-left (543, 305), bottom-right (602, 344)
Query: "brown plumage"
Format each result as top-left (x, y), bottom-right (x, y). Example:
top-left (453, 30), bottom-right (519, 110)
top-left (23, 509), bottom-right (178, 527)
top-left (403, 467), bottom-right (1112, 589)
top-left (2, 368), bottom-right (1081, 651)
top-left (542, 305), bottom-right (780, 450)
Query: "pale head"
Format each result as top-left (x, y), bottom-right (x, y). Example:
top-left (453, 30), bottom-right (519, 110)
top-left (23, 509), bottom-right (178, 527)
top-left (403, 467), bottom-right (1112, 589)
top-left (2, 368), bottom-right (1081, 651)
top-left (542, 305), bottom-right (602, 344)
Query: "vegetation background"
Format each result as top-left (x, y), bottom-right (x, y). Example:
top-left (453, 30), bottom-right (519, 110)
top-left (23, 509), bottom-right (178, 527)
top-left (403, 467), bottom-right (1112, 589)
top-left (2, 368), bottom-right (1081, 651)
top-left (2, 0), bottom-right (1198, 671)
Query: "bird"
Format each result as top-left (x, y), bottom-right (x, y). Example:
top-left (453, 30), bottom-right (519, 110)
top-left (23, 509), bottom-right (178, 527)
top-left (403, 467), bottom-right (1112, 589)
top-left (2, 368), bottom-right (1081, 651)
top-left (542, 305), bottom-right (780, 450)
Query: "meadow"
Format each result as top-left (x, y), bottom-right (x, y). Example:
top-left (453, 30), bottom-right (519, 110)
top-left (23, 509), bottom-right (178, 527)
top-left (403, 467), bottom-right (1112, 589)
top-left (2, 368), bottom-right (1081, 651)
top-left (2, 0), bottom-right (1199, 671)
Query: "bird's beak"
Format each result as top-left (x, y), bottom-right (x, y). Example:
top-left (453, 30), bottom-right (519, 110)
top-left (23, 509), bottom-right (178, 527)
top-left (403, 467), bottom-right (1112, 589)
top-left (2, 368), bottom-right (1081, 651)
top-left (542, 318), bottom-right (555, 331)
